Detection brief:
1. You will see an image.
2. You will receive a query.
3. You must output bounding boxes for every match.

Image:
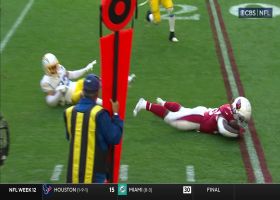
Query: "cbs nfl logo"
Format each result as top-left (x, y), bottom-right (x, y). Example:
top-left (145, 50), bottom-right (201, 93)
top-left (239, 8), bottom-right (273, 18)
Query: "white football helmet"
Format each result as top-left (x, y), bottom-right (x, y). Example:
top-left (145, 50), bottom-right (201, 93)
top-left (42, 53), bottom-right (59, 75)
top-left (231, 96), bottom-right (252, 128)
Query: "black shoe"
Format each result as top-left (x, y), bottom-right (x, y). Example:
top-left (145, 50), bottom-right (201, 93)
top-left (146, 10), bottom-right (152, 22)
top-left (169, 32), bottom-right (179, 42)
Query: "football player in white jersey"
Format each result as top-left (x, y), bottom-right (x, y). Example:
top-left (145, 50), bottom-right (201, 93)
top-left (40, 53), bottom-right (136, 107)
top-left (40, 53), bottom-right (98, 107)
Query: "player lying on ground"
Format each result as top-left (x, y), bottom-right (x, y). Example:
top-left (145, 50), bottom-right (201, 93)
top-left (146, 0), bottom-right (178, 42)
top-left (133, 96), bottom-right (252, 138)
top-left (40, 53), bottom-right (136, 107)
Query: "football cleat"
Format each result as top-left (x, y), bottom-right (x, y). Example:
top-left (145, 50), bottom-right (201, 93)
top-left (171, 37), bottom-right (179, 42)
top-left (128, 73), bottom-right (136, 84)
top-left (169, 32), bottom-right (179, 42)
top-left (133, 98), bottom-right (146, 117)
top-left (156, 97), bottom-right (165, 106)
top-left (146, 10), bottom-right (152, 22)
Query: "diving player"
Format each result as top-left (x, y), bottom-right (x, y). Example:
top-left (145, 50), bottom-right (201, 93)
top-left (133, 96), bottom-right (252, 138)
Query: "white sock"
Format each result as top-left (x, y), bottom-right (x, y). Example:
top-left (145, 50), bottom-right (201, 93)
top-left (140, 99), bottom-right (148, 110)
top-left (156, 97), bottom-right (166, 106)
top-left (169, 14), bottom-right (175, 32)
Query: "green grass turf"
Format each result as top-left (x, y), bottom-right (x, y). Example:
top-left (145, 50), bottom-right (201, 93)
top-left (122, 0), bottom-right (246, 183)
top-left (220, 0), bottom-right (280, 182)
top-left (0, 0), bottom-right (28, 38)
top-left (0, 0), bottom-right (279, 183)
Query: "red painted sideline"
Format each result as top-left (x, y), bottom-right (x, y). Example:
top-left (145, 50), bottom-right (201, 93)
top-left (206, 0), bottom-right (272, 182)
top-left (213, 0), bottom-right (272, 183)
top-left (206, 0), bottom-right (255, 183)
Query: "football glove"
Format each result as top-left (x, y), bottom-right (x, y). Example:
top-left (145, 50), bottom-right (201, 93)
top-left (85, 60), bottom-right (97, 72)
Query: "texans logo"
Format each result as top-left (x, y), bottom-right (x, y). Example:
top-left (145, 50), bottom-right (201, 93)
top-left (43, 184), bottom-right (52, 195)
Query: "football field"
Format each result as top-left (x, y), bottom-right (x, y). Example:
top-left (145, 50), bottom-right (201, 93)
top-left (1, 0), bottom-right (280, 184)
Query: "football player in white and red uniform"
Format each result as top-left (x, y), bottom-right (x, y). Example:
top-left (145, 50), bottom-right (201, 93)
top-left (133, 96), bottom-right (252, 138)
top-left (40, 53), bottom-right (136, 107)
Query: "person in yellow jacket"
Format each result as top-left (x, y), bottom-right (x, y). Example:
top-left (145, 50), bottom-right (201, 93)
top-left (64, 74), bottom-right (123, 183)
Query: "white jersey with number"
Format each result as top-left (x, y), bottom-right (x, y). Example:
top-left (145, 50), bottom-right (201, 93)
top-left (40, 65), bottom-right (76, 105)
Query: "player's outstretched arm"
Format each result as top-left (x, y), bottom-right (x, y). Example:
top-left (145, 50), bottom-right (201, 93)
top-left (68, 60), bottom-right (97, 80)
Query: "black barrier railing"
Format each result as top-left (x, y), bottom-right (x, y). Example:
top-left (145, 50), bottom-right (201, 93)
top-left (0, 184), bottom-right (279, 200)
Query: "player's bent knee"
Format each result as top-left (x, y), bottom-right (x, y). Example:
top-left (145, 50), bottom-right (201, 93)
top-left (71, 79), bottom-right (84, 104)
top-left (71, 92), bottom-right (81, 105)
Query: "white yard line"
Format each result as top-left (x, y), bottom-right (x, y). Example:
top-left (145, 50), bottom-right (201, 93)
top-left (0, 0), bottom-right (34, 53)
top-left (50, 164), bottom-right (64, 181)
top-left (186, 165), bottom-right (195, 182)
top-left (209, 0), bottom-right (265, 183)
top-left (119, 164), bottom-right (129, 182)
top-left (138, 0), bottom-right (148, 7)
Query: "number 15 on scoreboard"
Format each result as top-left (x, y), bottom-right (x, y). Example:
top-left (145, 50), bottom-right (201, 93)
top-left (109, 186), bottom-right (115, 193)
